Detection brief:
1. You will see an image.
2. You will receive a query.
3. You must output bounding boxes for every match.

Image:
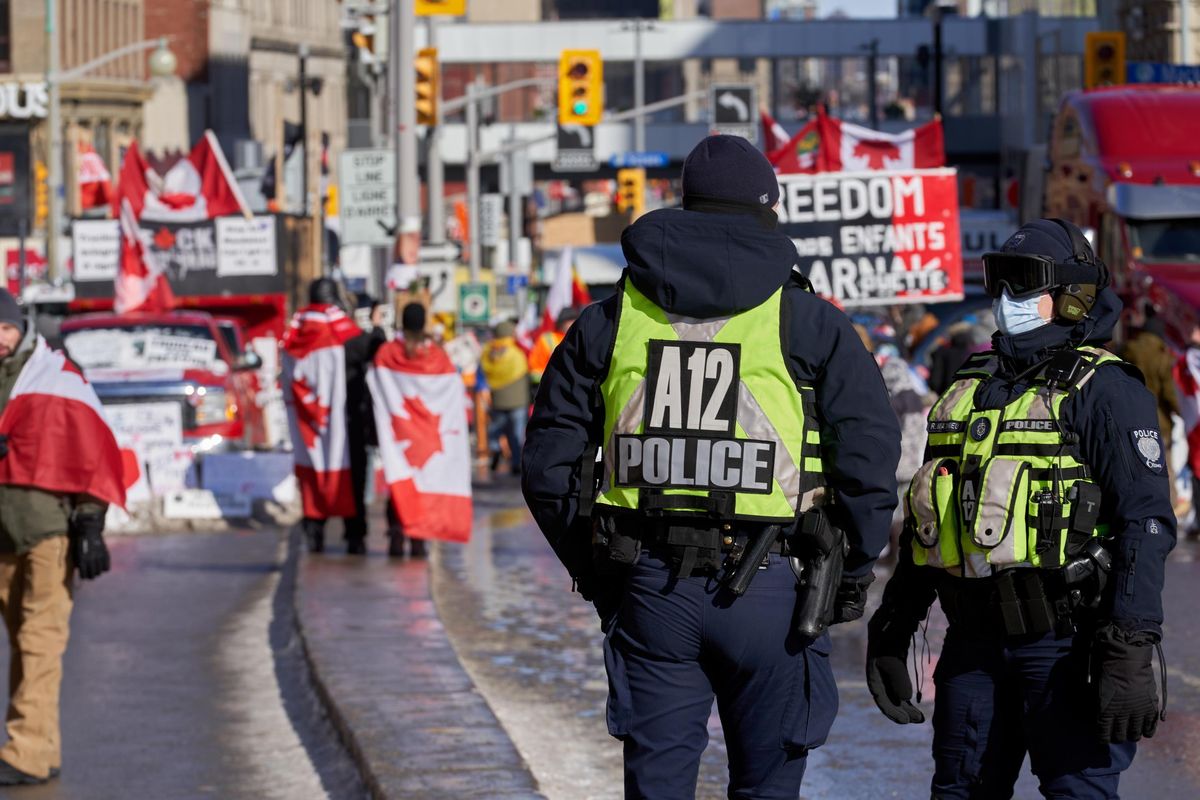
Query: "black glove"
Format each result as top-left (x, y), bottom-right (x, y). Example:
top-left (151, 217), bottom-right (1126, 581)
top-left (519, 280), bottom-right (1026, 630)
top-left (574, 573), bottom-right (623, 631)
top-left (866, 612), bottom-right (925, 724)
top-left (833, 574), bottom-right (874, 624)
top-left (68, 510), bottom-right (111, 580)
top-left (1092, 625), bottom-right (1161, 743)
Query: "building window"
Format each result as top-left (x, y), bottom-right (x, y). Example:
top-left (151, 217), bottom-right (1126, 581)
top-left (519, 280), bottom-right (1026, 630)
top-left (0, 0), bottom-right (10, 73)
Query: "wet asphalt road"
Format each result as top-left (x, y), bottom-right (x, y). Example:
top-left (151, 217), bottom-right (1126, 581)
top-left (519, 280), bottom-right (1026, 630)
top-left (0, 528), bottom-right (365, 800)
top-left (434, 481), bottom-right (1200, 800)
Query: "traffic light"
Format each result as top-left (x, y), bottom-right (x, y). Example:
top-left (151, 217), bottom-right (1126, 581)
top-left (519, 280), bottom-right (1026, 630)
top-left (558, 49), bottom-right (603, 127)
top-left (1084, 31), bottom-right (1126, 90)
top-left (416, 47), bottom-right (439, 126)
top-left (617, 168), bottom-right (645, 217)
top-left (33, 161), bottom-right (47, 229)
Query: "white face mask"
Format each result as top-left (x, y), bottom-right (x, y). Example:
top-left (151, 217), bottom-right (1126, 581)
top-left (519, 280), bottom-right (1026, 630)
top-left (993, 290), bottom-right (1050, 336)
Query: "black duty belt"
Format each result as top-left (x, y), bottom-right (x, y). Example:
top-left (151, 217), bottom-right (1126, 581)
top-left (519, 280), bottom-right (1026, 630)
top-left (614, 518), bottom-right (787, 577)
top-left (938, 569), bottom-right (1077, 639)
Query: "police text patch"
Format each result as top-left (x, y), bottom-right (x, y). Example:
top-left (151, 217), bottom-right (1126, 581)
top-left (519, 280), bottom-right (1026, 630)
top-left (1129, 429), bottom-right (1163, 474)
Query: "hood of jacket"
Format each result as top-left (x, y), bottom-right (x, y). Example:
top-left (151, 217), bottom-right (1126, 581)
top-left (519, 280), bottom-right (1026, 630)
top-left (620, 208), bottom-right (798, 318)
top-left (992, 286), bottom-right (1123, 370)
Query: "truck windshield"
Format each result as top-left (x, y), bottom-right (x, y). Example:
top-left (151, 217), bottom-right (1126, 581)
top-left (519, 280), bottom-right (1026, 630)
top-left (1129, 219), bottom-right (1200, 263)
top-left (63, 324), bottom-right (221, 370)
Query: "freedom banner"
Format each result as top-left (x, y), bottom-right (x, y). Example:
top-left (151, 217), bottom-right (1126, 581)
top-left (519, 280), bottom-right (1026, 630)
top-left (281, 305), bottom-right (360, 519)
top-left (777, 168), bottom-right (963, 307)
top-left (368, 341), bottom-right (472, 543)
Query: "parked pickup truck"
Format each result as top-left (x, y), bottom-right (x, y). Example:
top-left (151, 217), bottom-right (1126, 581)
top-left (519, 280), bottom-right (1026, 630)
top-left (60, 311), bottom-right (268, 452)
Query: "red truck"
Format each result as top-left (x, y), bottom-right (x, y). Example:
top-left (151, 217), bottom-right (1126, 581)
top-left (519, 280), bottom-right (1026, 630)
top-left (1044, 84), bottom-right (1200, 342)
top-left (59, 310), bottom-right (270, 452)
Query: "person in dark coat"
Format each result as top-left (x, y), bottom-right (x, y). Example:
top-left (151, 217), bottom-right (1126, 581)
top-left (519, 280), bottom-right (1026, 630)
top-left (928, 323), bottom-right (977, 395)
top-left (866, 219), bottom-right (1173, 798)
top-left (522, 135), bottom-right (901, 799)
top-left (341, 291), bottom-right (388, 554)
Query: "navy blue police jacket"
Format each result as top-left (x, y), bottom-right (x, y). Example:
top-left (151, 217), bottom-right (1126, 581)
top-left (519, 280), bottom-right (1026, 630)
top-left (521, 208), bottom-right (902, 583)
top-left (896, 288), bottom-right (1175, 638)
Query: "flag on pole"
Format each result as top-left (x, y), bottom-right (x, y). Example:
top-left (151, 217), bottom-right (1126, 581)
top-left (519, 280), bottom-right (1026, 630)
top-left (114, 131), bottom-right (251, 313)
top-left (761, 108), bottom-right (791, 154)
top-left (78, 141), bottom-right (113, 210)
top-left (368, 339), bottom-right (473, 543)
top-left (0, 337), bottom-right (126, 508)
top-left (281, 304), bottom-right (361, 519)
top-left (815, 113), bottom-right (944, 172)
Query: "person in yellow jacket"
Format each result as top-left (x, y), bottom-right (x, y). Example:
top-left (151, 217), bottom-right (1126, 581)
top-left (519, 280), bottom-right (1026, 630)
top-left (480, 319), bottom-right (530, 474)
top-left (528, 307), bottom-right (580, 384)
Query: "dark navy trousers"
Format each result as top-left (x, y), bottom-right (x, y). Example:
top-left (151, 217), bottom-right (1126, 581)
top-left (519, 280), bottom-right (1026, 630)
top-left (932, 627), bottom-right (1137, 799)
top-left (603, 551), bottom-right (838, 800)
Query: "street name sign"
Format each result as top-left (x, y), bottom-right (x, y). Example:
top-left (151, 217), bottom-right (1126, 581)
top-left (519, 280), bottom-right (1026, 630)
top-left (610, 151), bottom-right (669, 168)
top-left (339, 149), bottom-right (395, 247)
top-left (1127, 62), bottom-right (1200, 84)
top-left (710, 84), bottom-right (757, 143)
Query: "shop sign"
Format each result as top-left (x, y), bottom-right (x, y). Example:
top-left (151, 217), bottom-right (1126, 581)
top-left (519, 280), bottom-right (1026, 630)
top-left (0, 82), bottom-right (49, 120)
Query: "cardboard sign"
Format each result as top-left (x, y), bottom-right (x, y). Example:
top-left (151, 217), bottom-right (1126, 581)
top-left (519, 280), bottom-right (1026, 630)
top-left (777, 169), bottom-right (963, 307)
top-left (104, 402), bottom-right (193, 499)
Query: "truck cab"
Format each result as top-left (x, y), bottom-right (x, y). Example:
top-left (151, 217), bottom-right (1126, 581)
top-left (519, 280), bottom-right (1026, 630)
top-left (1044, 85), bottom-right (1200, 342)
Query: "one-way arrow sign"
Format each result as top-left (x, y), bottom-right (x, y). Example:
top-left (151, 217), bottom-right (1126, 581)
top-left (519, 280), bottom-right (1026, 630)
top-left (710, 84), bottom-right (757, 143)
top-left (553, 124), bottom-right (598, 172)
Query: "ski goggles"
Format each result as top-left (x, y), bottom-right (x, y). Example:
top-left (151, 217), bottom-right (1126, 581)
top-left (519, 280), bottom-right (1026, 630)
top-left (982, 252), bottom-right (1061, 299)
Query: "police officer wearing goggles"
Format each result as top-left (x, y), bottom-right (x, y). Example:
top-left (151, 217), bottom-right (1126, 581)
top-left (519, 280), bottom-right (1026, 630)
top-left (866, 219), bottom-right (1173, 798)
top-left (523, 135), bottom-right (901, 799)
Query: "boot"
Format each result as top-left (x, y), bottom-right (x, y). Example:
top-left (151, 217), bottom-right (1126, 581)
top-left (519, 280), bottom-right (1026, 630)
top-left (344, 518), bottom-right (367, 556)
top-left (0, 759), bottom-right (46, 786)
top-left (303, 518), bottom-right (325, 554)
top-left (409, 538), bottom-right (428, 559)
top-left (388, 527), bottom-right (406, 558)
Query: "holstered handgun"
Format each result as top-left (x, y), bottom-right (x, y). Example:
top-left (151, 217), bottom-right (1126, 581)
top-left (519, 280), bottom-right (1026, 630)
top-left (789, 508), bottom-right (847, 640)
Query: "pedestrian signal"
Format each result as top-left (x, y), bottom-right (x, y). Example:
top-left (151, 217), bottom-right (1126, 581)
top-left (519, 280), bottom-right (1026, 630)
top-left (558, 49), bottom-right (603, 127)
top-left (1084, 31), bottom-right (1125, 90)
top-left (617, 168), bottom-right (645, 216)
top-left (416, 47), bottom-right (439, 126)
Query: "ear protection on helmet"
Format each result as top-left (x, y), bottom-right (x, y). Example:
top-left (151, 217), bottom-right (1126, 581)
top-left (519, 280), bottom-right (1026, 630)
top-left (1048, 218), bottom-right (1107, 322)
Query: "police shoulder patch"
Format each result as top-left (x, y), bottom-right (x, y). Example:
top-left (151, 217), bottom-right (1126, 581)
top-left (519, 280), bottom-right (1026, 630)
top-left (1129, 428), bottom-right (1164, 474)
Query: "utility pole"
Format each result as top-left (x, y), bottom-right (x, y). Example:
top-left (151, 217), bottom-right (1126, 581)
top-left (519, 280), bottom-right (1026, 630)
top-left (393, 0), bottom-right (420, 243)
top-left (634, 20), bottom-right (645, 152)
top-left (507, 148), bottom-right (522, 276)
top-left (1183, 0), bottom-right (1193, 65)
top-left (298, 44), bottom-right (309, 216)
top-left (424, 16), bottom-right (444, 245)
top-left (465, 81), bottom-right (480, 281)
top-left (45, 0), bottom-right (62, 282)
top-left (866, 39), bottom-right (879, 130)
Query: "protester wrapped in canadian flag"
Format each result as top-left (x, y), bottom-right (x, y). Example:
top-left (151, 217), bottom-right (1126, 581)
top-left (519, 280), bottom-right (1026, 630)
top-left (368, 330), bottom-right (473, 543)
top-left (281, 303), bottom-right (361, 520)
top-left (0, 337), bottom-right (126, 509)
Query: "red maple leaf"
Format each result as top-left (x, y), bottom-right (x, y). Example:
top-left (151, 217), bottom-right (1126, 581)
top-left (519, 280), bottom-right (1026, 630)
top-left (852, 139), bottom-right (902, 170)
top-left (153, 226), bottom-right (175, 250)
top-left (292, 376), bottom-right (330, 449)
top-left (60, 357), bottom-right (87, 382)
top-left (391, 395), bottom-right (443, 469)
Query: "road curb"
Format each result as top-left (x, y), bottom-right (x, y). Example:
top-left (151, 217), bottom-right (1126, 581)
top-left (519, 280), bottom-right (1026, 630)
top-left (290, 519), bottom-right (544, 799)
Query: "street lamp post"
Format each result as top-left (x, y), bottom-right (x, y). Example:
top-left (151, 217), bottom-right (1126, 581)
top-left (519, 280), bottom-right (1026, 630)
top-left (43, 7), bottom-right (176, 282)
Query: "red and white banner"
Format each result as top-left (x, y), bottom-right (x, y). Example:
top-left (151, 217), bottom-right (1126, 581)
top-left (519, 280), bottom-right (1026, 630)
top-left (761, 108), bottom-right (791, 155)
top-left (816, 114), bottom-right (944, 172)
top-left (281, 304), bottom-right (360, 519)
top-left (777, 169), bottom-right (963, 306)
top-left (78, 141), bottom-right (113, 210)
top-left (368, 340), bottom-right (472, 543)
top-left (518, 246), bottom-right (592, 349)
top-left (114, 131), bottom-right (250, 314)
top-left (0, 337), bottom-right (126, 508)
top-left (1176, 351), bottom-right (1200, 475)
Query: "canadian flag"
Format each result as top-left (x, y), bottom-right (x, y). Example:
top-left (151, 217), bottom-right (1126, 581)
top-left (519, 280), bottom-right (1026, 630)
top-left (519, 246), bottom-right (591, 348)
top-left (816, 112), bottom-right (944, 172)
top-left (0, 337), bottom-right (126, 508)
top-left (78, 142), bottom-right (113, 210)
top-left (368, 339), bottom-right (473, 543)
top-left (113, 131), bottom-right (250, 314)
top-left (281, 304), bottom-right (361, 519)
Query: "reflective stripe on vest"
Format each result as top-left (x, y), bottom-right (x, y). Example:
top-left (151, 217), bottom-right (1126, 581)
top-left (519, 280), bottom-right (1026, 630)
top-left (595, 279), bottom-right (825, 522)
top-left (909, 346), bottom-right (1118, 576)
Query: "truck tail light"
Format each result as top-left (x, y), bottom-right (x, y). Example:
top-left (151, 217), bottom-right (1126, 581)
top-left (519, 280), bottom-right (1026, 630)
top-left (1190, 161), bottom-right (1200, 178)
top-left (1117, 161), bottom-right (1133, 178)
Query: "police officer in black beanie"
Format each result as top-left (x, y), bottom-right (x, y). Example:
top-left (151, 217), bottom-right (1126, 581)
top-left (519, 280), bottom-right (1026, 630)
top-left (523, 135), bottom-right (901, 798)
